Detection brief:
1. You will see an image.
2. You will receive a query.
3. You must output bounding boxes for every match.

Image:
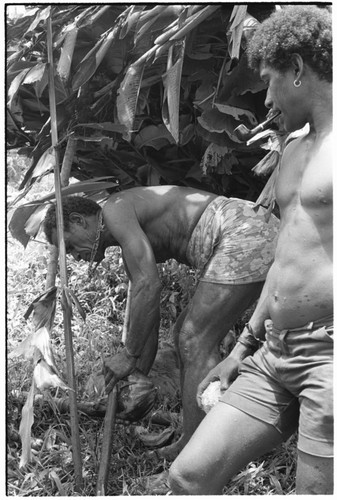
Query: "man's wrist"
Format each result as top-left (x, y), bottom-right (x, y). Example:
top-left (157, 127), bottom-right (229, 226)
top-left (237, 323), bottom-right (264, 352)
top-left (124, 345), bottom-right (140, 360)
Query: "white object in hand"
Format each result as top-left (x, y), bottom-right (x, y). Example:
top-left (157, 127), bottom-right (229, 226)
top-left (200, 380), bottom-right (222, 414)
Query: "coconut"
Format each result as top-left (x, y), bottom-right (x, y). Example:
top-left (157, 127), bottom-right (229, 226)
top-left (117, 369), bottom-right (158, 421)
top-left (199, 380), bottom-right (222, 414)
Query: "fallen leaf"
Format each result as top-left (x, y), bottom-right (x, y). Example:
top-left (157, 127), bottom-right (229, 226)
top-left (19, 380), bottom-right (36, 468)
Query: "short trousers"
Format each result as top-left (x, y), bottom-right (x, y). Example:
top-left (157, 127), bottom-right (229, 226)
top-left (186, 197), bottom-right (280, 284)
top-left (220, 316), bottom-right (333, 457)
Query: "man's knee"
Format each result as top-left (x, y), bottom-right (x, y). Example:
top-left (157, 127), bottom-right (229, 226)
top-left (168, 461), bottom-right (200, 495)
top-left (177, 324), bottom-right (202, 364)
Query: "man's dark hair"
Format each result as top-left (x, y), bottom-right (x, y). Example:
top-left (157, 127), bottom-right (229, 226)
top-left (44, 196), bottom-right (101, 244)
top-left (247, 5), bottom-right (332, 82)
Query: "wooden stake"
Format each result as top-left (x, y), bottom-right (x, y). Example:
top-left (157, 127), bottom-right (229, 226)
top-left (96, 385), bottom-right (118, 496)
top-left (47, 15), bottom-right (83, 492)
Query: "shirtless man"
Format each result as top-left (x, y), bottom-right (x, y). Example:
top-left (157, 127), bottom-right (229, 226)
top-left (44, 186), bottom-right (279, 455)
top-left (169, 5), bottom-right (332, 494)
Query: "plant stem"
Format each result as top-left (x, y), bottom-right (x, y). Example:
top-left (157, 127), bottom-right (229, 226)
top-left (47, 14), bottom-right (83, 492)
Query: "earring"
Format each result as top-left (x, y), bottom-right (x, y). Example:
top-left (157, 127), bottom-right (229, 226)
top-left (294, 79), bottom-right (301, 88)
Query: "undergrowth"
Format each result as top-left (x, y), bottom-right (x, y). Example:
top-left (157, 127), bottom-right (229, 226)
top-left (6, 151), bottom-right (297, 495)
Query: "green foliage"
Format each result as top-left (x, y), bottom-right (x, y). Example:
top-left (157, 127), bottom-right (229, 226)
top-left (7, 3), bottom-right (277, 202)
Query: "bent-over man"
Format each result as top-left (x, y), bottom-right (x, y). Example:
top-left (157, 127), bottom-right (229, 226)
top-left (44, 185), bottom-right (279, 457)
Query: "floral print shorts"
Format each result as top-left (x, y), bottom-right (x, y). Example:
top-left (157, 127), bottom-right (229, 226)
top-left (186, 196), bottom-right (280, 284)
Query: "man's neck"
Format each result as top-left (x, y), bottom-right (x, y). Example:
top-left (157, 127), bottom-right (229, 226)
top-left (307, 81), bottom-right (332, 138)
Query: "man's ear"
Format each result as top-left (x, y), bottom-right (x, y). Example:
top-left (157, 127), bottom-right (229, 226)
top-left (290, 53), bottom-right (304, 80)
top-left (69, 212), bottom-right (86, 227)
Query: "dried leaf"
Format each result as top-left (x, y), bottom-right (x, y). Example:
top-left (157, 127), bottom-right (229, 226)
top-left (57, 27), bottom-right (78, 82)
top-left (116, 64), bottom-right (145, 140)
top-left (162, 39), bottom-right (186, 143)
top-left (9, 326), bottom-right (57, 370)
top-left (34, 359), bottom-right (70, 392)
top-left (19, 380), bottom-right (36, 468)
top-left (227, 5), bottom-right (247, 60)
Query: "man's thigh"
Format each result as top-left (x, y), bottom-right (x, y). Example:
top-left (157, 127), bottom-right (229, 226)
top-left (296, 450), bottom-right (333, 494)
top-left (169, 402), bottom-right (284, 495)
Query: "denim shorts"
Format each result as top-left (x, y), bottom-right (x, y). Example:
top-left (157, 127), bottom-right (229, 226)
top-left (221, 317), bottom-right (333, 457)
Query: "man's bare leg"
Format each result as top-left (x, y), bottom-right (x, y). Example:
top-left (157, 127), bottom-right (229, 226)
top-left (169, 402), bottom-right (284, 494)
top-left (159, 281), bottom-right (263, 459)
top-left (296, 450), bottom-right (333, 494)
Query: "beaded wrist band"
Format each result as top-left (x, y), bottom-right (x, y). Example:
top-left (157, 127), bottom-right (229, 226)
top-left (237, 323), bottom-right (263, 352)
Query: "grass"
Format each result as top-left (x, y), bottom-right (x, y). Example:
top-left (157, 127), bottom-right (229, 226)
top-left (6, 151), bottom-right (297, 495)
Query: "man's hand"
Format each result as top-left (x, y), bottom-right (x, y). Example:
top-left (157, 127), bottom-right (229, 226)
top-left (196, 356), bottom-right (242, 408)
top-left (104, 349), bottom-right (137, 393)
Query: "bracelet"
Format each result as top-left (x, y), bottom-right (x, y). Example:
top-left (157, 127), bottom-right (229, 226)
top-left (125, 345), bottom-right (140, 359)
top-left (237, 323), bottom-right (263, 352)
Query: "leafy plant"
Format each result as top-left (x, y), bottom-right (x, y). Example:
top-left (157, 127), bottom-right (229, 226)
top-left (7, 4), bottom-right (279, 201)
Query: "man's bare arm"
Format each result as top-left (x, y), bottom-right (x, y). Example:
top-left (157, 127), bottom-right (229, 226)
top-left (102, 200), bottom-right (162, 386)
top-left (120, 234), bottom-right (162, 357)
top-left (197, 278), bottom-right (271, 400)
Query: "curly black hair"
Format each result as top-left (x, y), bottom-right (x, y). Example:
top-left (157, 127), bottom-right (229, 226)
top-left (44, 196), bottom-right (101, 244)
top-left (247, 5), bottom-right (332, 82)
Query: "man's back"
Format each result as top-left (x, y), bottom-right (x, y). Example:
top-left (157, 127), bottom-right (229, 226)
top-left (104, 186), bottom-right (218, 263)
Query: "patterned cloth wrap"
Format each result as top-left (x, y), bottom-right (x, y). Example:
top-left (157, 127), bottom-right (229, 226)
top-left (186, 196), bottom-right (280, 284)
